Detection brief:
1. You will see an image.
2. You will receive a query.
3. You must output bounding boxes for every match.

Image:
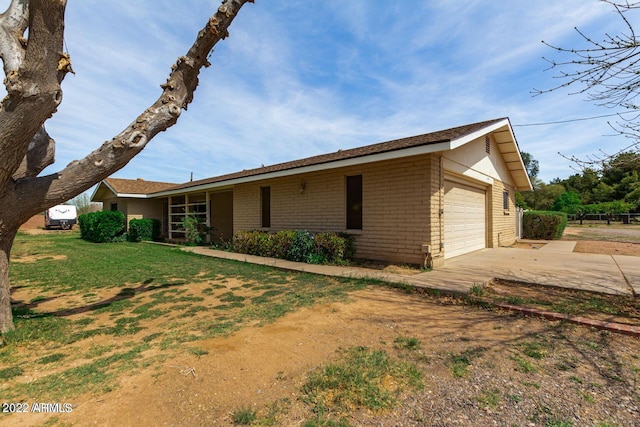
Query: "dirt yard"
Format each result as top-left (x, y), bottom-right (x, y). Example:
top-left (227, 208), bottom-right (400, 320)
top-left (562, 225), bottom-right (640, 256)
top-left (2, 220), bottom-right (638, 426)
top-left (17, 214), bottom-right (52, 235)
top-left (4, 286), bottom-right (639, 427)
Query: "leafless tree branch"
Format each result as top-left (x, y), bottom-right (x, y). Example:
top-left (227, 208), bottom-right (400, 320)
top-left (534, 1), bottom-right (640, 168)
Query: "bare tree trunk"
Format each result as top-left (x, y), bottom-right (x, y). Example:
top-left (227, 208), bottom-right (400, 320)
top-left (0, 0), bottom-right (252, 333)
top-left (0, 227), bottom-right (17, 332)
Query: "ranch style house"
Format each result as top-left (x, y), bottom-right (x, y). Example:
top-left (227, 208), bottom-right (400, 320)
top-left (91, 117), bottom-right (532, 268)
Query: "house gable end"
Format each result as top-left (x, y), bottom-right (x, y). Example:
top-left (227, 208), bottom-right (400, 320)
top-left (90, 182), bottom-right (117, 202)
top-left (446, 120), bottom-right (531, 191)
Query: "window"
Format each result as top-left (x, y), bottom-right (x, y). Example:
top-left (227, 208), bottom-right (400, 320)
top-left (110, 202), bottom-right (118, 211)
top-left (346, 175), bottom-right (363, 230)
top-left (260, 186), bottom-right (271, 227)
top-left (503, 189), bottom-right (509, 210)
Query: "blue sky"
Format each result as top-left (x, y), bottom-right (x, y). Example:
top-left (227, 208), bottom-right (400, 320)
top-left (4, 0), bottom-right (634, 187)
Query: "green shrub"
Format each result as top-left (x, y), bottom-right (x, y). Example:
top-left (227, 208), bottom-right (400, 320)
top-left (523, 210), bottom-right (567, 240)
top-left (230, 230), bottom-right (252, 254)
top-left (270, 230), bottom-right (296, 258)
top-left (231, 230), bottom-right (354, 264)
top-left (314, 232), bottom-right (355, 264)
top-left (288, 230), bottom-right (315, 262)
top-left (128, 218), bottom-right (161, 242)
top-left (78, 211), bottom-right (126, 243)
top-left (232, 230), bottom-right (270, 256)
top-left (182, 213), bottom-right (210, 246)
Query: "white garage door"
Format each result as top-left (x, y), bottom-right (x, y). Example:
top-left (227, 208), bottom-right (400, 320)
top-left (444, 179), bottom-right (486, 259)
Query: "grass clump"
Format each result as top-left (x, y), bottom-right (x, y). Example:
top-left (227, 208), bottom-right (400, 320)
top-left (36, 353), bottom-right (67, 364)
top-left (231, 405), bottom-right (257, 425)
top-left (448, 347), bottom-right (486, 378)
top-left (517, 340), bottom-right (550, 359)
top-left (470, 284), bottom-right (484, 297)
top-left (302, 417), bottom-right (352, 427)
top-left (510, 354), bottom-right (539, 373)
top-left (393, 336), bottom-right (421, 351)
top-left (302, 346), bottom-right (423, 415)
top-left (0, 365), bottom-right (23, 379)
top-left (476, 388), bottom-right (501, 408)
top-left (186, 347), bottom-right (209, 357)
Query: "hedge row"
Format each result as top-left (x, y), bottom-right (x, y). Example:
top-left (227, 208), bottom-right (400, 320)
top-left (231, 230), bottom-right (355, 264)
top-left (522, 210), bottom-right (567, 240)
top-left (79, 212), bottom-right (161, 243)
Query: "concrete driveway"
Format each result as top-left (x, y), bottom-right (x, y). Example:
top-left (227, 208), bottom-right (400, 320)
top-left (410, 241), bottom-right (639, 296)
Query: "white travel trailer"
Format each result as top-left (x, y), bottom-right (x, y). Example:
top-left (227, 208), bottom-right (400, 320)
top-left (44, 205), bottom-right (78, 230)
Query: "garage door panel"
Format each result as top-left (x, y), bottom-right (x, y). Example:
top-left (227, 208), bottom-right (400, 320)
top-left (444, 180), bottom-right (486, 259)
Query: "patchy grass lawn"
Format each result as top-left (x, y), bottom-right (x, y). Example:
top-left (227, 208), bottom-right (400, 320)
top-left (1, 231), bottom-right (639, 426)
top-left (4, 232), bottom-right (366, 401)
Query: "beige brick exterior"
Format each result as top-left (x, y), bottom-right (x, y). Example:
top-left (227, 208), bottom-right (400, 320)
top-left (231, 151), bottom-right (518, 266)
top-left (489, 179), bottom-right (517, 247)
top-left (99, 153), bottom-right (517, 267)
top-left (92, 119), bottom-right (528, 267)
top-left (234, 154), bottom-right (441, 265)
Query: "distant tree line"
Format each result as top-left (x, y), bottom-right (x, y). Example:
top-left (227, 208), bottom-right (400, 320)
top-left (69, 193), bottom-right (102, 216)
top-left (517, 151), bottom-right (640, 216)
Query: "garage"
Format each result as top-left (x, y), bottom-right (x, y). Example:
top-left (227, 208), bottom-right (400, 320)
top-left (444, 179), bottom-right (486, 259)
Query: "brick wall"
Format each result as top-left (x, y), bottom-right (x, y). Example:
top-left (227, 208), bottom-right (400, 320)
top-left (233, 154), bottom-right (438, 265)
top-left (489, 179), bottom-right (517, 247)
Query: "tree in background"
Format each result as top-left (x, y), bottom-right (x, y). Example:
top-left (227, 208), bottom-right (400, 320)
top-left (70, 193), bottom-right (102, 216)
top-left (0, 0), bottom-right (252, 333)
top-left (535, 1), bottom-right (640, 168)
top-left (517, 151), bottom-right (566, 210)
top-left (561, 169), bottom-right (600, 204)
top-left (517, 149), bottom-right (640, 213)
top-left (549, 151), bottom-right (640, 217)
top-left (601, 151), bottom-right (640, 200)
top-left (551, 191), bottom-right (581, 212)
top-left (519, 182), bottom-right (566, 211)
top-left (521, 152), bottom-right (540, 183)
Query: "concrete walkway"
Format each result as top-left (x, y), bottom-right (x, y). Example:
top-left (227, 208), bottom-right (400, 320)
top-left (182, 241), bottom-right (639, 297)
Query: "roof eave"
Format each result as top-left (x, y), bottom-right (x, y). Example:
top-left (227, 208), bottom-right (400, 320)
top-left (152, 140), bottom-right (453, 197)
top-left (90, 181), bottom-right (161, 201)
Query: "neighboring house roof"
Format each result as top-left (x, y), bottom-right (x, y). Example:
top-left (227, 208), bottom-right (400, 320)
top-left (92, 117), bottom-right (532, 202)
top-left (91, 177), bottom-right (178, 201)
